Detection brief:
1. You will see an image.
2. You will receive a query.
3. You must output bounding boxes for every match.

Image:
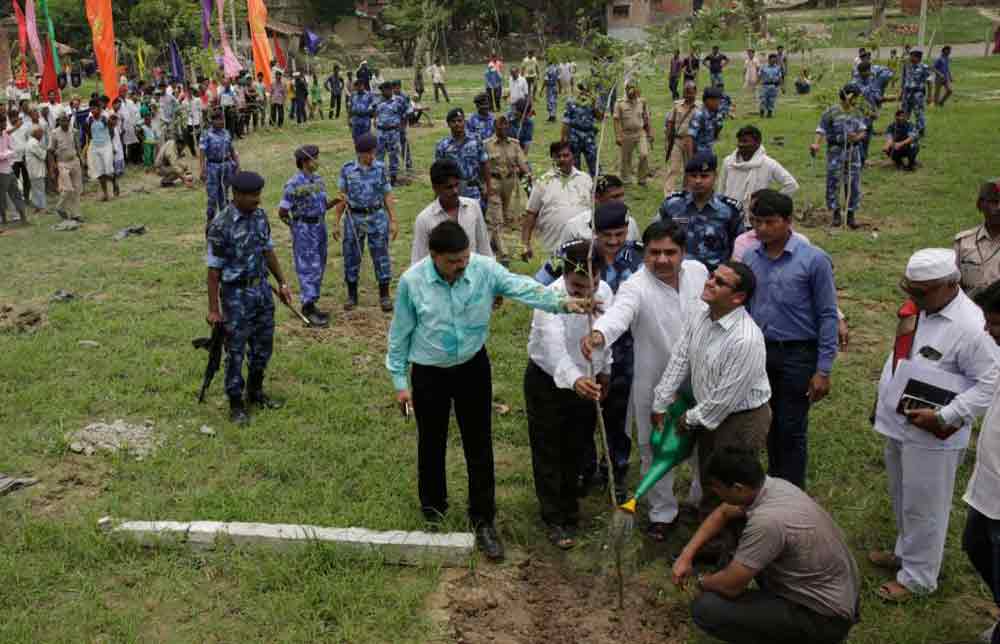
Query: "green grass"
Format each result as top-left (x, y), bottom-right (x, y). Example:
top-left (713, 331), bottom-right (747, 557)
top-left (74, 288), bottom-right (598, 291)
top-left (2, 56), bottom-right (1000, 642)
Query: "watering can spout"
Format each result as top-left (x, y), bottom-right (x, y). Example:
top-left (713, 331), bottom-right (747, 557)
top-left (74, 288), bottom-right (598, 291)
top-left (619, 498), bottom-right (637, 514)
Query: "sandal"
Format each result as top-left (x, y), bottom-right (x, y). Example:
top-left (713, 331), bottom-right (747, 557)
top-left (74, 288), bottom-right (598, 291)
top-left (877, 580), bottom-right (913, 603)
top-left (646, 522), bottom-right (671, 542)
top-left (868, 550), bottom-right (902, 570)
top-left (547, 525), bottom-right (576, 550)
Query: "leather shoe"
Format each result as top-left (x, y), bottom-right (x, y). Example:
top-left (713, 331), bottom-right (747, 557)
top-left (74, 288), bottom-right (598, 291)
top-left (229, 397), bottom-right (249, 426)
top-left (475, 523), bottom-right (505, 561)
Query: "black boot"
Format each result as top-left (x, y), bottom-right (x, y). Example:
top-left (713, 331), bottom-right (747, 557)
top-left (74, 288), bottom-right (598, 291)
top-left (847, 211), bottom-right (859, 230)
top-left (831, 210), bottom-right (842, 227)
top-left (229, 396), bottom-right (249, 425)
top-left (344, 281), bottom-right (359, 311)
top-left (247, 371), bottom-right (282, 409)
top-left (378, 282), bottom-right (393, 312)
top-left (302, 302), bottom-right (329, 327)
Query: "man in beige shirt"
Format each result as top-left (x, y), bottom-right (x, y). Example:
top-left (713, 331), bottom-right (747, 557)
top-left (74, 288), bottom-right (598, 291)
top-left (663, 80), bottom-right (700, 195)
top-left (485, 114), bottom-right (530, 264)
top-left (955, 179), bottom-right (1000, 297)
top-left (613, 81), bottom-right (651, 186)
top-left (155, 136), bottom-right (191, 187)
top-left (48, 112), bottom-right (82, 221)
top-left (522, 51), bottom-right (540, 99)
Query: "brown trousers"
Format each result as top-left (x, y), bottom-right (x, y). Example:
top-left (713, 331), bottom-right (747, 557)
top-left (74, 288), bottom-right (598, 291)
top-left (697, 403), bottom-right (771, 513)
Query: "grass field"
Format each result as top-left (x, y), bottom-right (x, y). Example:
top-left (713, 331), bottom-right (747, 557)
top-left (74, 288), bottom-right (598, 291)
top-left (2, 54), bottom-right (1000, 643)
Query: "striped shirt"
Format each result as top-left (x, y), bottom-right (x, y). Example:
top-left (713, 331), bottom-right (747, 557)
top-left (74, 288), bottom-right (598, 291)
top-left (652, 303), bottom-right (770, 429)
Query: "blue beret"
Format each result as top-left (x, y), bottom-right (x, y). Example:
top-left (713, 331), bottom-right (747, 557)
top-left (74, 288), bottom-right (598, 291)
top-left (685, 151), bottom-right (717, 173)
top-left (231, 171), bottom-right (265, 193)
top-left (594, 201), bottom-right (629, 232)
top-left (703, 87), bottom-right (723, 100)
top-left (355, 133), bottom-right (377, 153)
top-left (295, 145), bottom-right (319, 162)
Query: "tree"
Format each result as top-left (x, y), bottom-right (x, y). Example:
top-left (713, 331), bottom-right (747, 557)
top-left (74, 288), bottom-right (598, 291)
top-left (379, 0), bottom-right (452, 66)
top-left (302, 0), bottom-right (356, 27)
top-left (869, 0), bottom-right (888, 36)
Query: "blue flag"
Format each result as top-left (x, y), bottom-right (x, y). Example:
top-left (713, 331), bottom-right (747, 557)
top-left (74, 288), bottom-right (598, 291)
top-left (302, 29), bottom-right (322, 56)
top-left (169, 40), bottom-right (186, 82)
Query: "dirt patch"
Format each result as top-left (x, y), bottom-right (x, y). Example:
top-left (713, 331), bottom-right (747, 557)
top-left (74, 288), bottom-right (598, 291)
top-left (432, 558), bottom-right (689, 644)
top-left (0, 303), bottom-right (45, 334)
top-left (28, 457), bottom-right (110, 519)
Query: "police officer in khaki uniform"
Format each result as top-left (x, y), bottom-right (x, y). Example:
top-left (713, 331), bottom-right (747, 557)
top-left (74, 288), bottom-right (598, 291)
top-left (613, 81), bottom-right (651, 186)
top-left (485, 114), bottom-right (530, 264)
top-left (663, 80), bottom-right (700, 195)
top-left (955, 179), bottom-right (1000, 297)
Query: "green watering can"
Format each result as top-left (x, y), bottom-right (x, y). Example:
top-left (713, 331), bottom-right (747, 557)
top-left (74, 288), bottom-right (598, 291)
top-left (619, 393), bottom-right (695, 514)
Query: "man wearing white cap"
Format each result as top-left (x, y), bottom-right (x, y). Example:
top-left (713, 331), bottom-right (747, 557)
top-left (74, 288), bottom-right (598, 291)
top-left (869, 248), bottom-right (999, 602)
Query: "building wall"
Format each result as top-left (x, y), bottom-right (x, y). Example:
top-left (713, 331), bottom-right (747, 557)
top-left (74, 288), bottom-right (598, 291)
top-left (606, 0), bottom-right (696, 26)
top-left (334, 17), bottom-right (374, 47)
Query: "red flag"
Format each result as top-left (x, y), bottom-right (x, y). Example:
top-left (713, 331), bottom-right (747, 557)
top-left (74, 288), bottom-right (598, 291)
top-left (11, 0), bottom-right (30, 88)
top-left (273, 36), bottom-right (287, 70)
top-left (85, 0), bottom-right (118, 99)
top-left (40, 37), bottom-right (60, 102)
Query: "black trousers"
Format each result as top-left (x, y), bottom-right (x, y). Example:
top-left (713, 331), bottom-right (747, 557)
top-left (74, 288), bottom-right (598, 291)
top-left (524, 360), bottom-right (596, 526)
top-left (293, 97), bottom-right (307, 124)
top-left (127, 141), bottom-right (144, 164)
top-left (329, 93), bottom-right (341, 119)
top-left (487, 87), bottom-right (501, 111)
top-left (964, 507), bottom-right (1000, 644)
top-left (669, 75), bottom-right (680, 100)
top-left (580, 365), bottom-right (631, 481)
top-left (891, 144), bottom-right (918, 167)
top-left (434, 82), bottom-right (449, 102)
top-left (223, 107), bottom-right (238, 138)
top-left (12, 161), bottom-right (30, 201)
top-left (270, 103), bottom-right (284, 127)
top-left (765, 340), bottom-right (817, 489)
top-left (692, 589), bottom-right (853, 644)
top-left (412, 347), bottom-right (495, 526)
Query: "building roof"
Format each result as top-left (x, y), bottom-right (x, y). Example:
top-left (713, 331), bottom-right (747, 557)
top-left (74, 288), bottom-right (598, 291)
top-left (267, 18), bottom-right (303, 36)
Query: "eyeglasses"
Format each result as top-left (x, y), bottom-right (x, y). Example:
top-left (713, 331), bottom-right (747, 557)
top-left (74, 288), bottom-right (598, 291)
top-left (898, 278), bottom-right (935, 297)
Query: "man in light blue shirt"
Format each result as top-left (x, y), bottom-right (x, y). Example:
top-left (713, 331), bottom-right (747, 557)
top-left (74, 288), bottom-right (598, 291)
top-left (386, 221), bottom-right (591, 561)
top-left (742, 190), bottom-right (838, 490)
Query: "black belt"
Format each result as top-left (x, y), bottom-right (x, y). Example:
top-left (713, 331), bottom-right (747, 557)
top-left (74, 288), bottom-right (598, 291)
top-left (224, 275), bottom-right (264, 289)
top-left (349, 206), bottom-right (382, 214)
top-left (764, 82), bottom-right (780, 86)
top-left (379, 125), bottom-right (399, 130)
top-left (206, 158), bottom-right (229, 164)
top-left (765, 339), bottom-right (818, 349)
top-left (294, 216), bottom-right (323, 224)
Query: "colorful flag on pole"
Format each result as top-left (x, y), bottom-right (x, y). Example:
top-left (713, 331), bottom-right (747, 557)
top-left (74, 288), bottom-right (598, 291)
top-left (215, 0), bottom-right (243, 78)
top-left (169, 41), bottom-right (185, 82)
top-left (85, 0), bottom-right (118, 99)
top-left (273, 36), bottom-right (287, 70)
top-left (246, 0), bottom-right (273, 88)
top-left (24, 0), bottom-right (45, 73)
top-left (302, 29), bottom-right (322, 56)
top-left (40, 37), bottom-right (60, 102)
top-left (136, 44), bottom-right (146, 79)
top-left (11, 0), bottom-right (30, 87)
top-left (38, 0), bottom-right (60, 74)
top-left (202, 0), bottom-right (213, 49)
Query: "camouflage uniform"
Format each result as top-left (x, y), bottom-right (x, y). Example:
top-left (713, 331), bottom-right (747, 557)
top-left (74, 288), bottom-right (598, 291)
top-left (508, 109), bottom-right (534, 151)
top-left (658, 191), bottom-right (744, 271)
top-left (687, 105), bottom-right (721, 157)
top-left (563, 98), bottom-right (599, 177)
top-left (902, 62), bottom-right (932, 135)
top-left (816, 105), bottom-right (866, 215)
top-left (758, 64), bottom-right (782, 114)
top-left (205, 203), bottom-right (276, 398)
top-left (434, 134), bottom-right (489, 210)
top-left (199, 126), bottom-right (237, 225)
top-left (394, 90), bottom-right (414, 172)
top-left (349, 90), bottom-right (375, 142)
top-left (374, 94), bottom-right (405, 181)
top-left (544, 64), bottom-right (559, 119)
top-left (338, 159), bottom-right (393, 285)
top-left (279, 171), bottom-right (330, 306)
top-left (854, 65), bottom-right (894, 164)
top-left (466, 111), bottom-right (496, 142)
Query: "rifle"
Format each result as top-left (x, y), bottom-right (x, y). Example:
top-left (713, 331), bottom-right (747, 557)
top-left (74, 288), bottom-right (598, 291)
top-left (194, 323), bottom-right (226, 403)
top-left (665, 107), bottom-right (678, 164)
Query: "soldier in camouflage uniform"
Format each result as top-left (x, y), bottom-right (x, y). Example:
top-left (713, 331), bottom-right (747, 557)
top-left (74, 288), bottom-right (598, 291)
top-left (391, 80), bottom-right (414, 179)
top-left (758, 54), bottom-right (783, 118)
top-left (206, 171), bottom-right (294, 425)
top-left (561, 84), bottom-right (601, 177)
top-left (374, 81), bottom-right (405, 185)
top-left (685, 87), bottom-right (724, 158)
top-left (811, 84), bottom-right (867, 228)
top-left (349, 78), bottom-right (375, 143)
top-left (544, 61), bottom-right (560, 122)
top-left (508, 97), bottom-right (535, 154)
top-left (277, 145), bottom-right (337, 327)
top-left (466, 94), bottom-right (497, 142)
top-left (658, 151), bottom-right (744, 272)
top-left (199, 109), bottom-right (240, 229)
top-left (853, 59), bottom-right (894, 165)
top-left (333, 133), bottom-right (399, 312)
top-left (435, 108), bottom-right (492, 213)
top-left (901, 49), bottom-right (933, 137)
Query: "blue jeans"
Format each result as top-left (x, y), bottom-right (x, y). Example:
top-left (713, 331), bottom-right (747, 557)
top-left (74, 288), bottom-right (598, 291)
top-left (765, 341), bottom-right (817, 489)
top-left (964, 507), bottom-right (1000, 643)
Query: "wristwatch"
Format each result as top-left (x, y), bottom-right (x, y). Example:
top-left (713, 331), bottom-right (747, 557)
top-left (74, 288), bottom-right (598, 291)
top-left (696, 573), bottom-right (707, 590)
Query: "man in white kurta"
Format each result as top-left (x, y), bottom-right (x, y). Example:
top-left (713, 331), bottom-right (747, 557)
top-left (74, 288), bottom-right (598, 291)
top-left (871, 248), bottom-right (999, 600)
top-left (583, 220), bottom-right (709, 533)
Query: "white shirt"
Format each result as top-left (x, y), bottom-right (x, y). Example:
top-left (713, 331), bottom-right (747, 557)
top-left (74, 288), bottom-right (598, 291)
top-left (188, 98), bottom-right (203, 127)
top-left (559, 63), bottom-right (573, 82)
top-left (593, 261), bottom-right (709, 405)
top-left (528, 277), bottom-right (614, 388)
top-left (965, 381), bottom-right (1000, 519)
top-left (428, 65), bottom-right (445, 84)
top-left (652, 304), bottom-right (771, 428)
top-left (718, 145), bottom-right (799, 220)
top-left (5, 84), bottom-right (17, 102)
top-left (509, 76), bottom-right (529, 104)
top-left (874, 290), bottom-right (999, 449)
top-left (558, 210), bottom-right (642, 247)
top-left (11, 122), bottom-right (32, 163)
top-left (411, 196), bottom-right (494, 266)
top-left (526, 167), bottom-right (594, 253)
top-left (24, 137), bottom-right (47, 178)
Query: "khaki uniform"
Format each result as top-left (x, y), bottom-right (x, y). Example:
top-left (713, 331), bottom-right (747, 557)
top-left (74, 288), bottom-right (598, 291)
top-left (955, 224), bottom-right (1000, 297)
top-left (663, 99), bottom-right (700, 195)
top-left (613, 96), bottom-right (649, 184)
top-left (485, 135), bottom-right (527, 260)
top-left (48, 126), bottom-right (82, 219)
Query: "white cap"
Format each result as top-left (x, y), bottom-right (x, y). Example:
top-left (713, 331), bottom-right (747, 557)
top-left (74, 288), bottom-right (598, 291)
top-left (905, 248), bottom-right (957, 282)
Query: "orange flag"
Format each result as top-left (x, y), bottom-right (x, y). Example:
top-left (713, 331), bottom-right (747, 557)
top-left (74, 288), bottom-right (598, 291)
top-left (247, 0), bottom-right (273, 88)
top-left (85, 0), bottom-right (117, 99)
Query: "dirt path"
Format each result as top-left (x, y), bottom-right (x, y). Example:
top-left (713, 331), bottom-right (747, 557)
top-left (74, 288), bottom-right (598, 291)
top-left (428, 555), bottom-right (691, 644)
